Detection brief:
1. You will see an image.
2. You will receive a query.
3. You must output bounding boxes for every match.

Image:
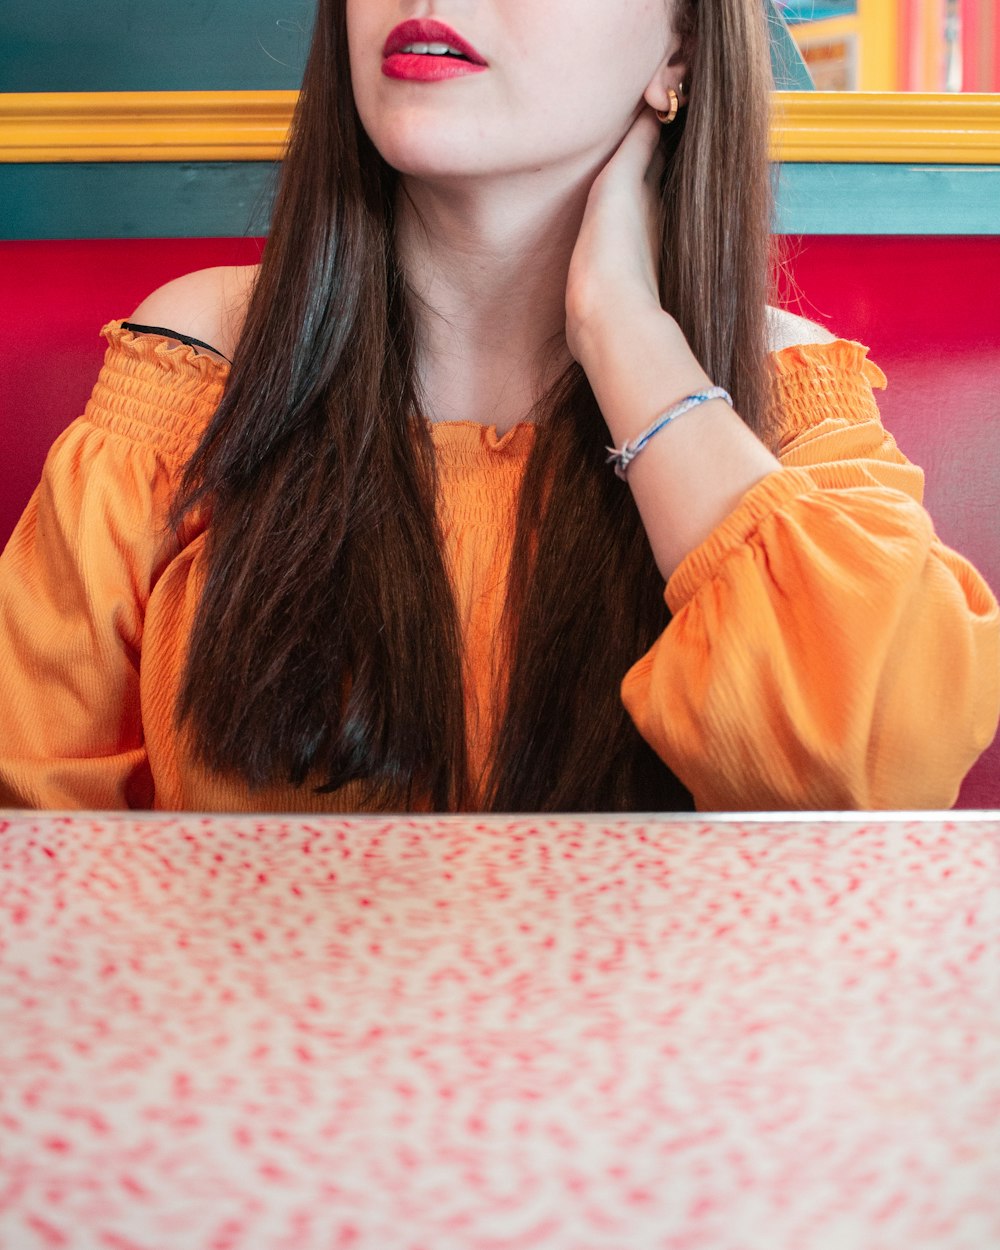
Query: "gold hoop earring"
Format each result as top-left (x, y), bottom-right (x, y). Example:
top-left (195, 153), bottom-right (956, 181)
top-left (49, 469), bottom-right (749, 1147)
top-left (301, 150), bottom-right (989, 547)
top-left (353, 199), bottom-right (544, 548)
top-left (655, 89), bottom-right (680, 125)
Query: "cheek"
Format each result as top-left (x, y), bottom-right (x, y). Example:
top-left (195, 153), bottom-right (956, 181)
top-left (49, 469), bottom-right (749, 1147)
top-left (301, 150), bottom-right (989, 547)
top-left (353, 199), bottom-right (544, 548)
top-left (352, 92), bottom-right (498, 180)
top-left (575, 0), bottom-right (671, 90)
top-left (345, 0), bottom-right (389, 110)
top-left (344, 8), bottom-right (391, 153)
top-left (507, 14), bottom-right (664, 127)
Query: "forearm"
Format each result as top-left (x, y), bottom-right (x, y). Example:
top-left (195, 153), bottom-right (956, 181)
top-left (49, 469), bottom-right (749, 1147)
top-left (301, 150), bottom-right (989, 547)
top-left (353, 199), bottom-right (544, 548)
top-left (577, 302), bottom-right (779, 581)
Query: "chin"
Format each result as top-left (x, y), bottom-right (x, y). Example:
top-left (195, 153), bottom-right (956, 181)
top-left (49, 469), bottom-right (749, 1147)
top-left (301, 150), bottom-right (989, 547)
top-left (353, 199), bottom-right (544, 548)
top-left (374, 137), bottom-right (491, 183)
top-left (356, 101), bottom-right (490, 178)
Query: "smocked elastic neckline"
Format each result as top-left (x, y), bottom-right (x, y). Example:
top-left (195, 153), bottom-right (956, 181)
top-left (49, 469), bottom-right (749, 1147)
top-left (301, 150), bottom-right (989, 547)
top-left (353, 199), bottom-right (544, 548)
top-left (104, 321), bottom-right (539, 445)
top-left (104, 320), bottom-right (230, 380)
top-left (425, 418), bottom-right (535, 450)
top-left (105, 319), bottom-right (882, 412)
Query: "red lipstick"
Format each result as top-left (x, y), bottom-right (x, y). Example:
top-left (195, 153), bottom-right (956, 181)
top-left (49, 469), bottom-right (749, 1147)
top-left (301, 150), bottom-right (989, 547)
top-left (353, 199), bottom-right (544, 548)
top-left (382, 18), bottom-right (488, 82)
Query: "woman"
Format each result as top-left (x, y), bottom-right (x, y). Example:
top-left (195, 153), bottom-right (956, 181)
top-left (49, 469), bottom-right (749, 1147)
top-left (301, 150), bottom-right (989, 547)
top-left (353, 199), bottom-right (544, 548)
top-left (1, 0), bottom-right (997, 812)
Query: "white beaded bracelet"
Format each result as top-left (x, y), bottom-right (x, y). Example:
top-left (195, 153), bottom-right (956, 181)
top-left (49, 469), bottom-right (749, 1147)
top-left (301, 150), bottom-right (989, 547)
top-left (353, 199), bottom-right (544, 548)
top-left (605, 386), bottom-right (733, 480)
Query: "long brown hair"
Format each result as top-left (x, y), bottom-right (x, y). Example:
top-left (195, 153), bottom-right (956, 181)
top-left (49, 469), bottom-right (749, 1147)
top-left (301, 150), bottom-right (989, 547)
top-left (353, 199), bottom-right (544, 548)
top-left (173, 0), bottom-right (776, 812)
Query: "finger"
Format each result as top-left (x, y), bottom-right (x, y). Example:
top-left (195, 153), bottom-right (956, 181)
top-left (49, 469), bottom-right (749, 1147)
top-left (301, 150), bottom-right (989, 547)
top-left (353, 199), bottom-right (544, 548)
top-left (625, 107), bottom-right (665, 160)
top-left (607, 107), bottom-right (666, 186)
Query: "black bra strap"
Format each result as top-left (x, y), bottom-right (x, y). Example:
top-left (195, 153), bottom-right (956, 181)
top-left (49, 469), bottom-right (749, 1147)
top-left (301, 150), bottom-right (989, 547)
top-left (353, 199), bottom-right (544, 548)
top-left (120, 321), bottom-right (231, 362)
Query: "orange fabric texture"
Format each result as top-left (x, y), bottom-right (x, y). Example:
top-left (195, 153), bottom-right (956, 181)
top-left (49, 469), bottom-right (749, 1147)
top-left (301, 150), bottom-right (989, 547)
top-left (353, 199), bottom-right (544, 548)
top-left (1, 322), bottom-right (997, 811)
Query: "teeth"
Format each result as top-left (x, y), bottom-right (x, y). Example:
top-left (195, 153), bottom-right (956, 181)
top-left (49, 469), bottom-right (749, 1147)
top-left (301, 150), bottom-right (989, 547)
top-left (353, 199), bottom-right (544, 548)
top-left (401, 41), bottom-right (464, 57)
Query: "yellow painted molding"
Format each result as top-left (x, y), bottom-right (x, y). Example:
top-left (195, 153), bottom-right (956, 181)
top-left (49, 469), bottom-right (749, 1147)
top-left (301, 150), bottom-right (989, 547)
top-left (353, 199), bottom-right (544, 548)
top-left (0, 91), bottom-right (297, 163)
top-left (2, 89), bottom-right (1000, 165)
top-left (773, 92), bottom-right (1000, 163)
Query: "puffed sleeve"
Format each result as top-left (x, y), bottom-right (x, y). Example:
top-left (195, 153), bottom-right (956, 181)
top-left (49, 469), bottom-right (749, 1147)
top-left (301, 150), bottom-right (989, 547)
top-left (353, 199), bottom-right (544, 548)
top-left (620, 340), bottom-right (1000, 810)
top-left (0, 323), bottom-right (222, 809)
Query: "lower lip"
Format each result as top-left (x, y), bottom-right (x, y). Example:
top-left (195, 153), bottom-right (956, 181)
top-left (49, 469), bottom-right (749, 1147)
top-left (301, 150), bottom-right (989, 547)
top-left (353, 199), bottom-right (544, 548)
top-left (382, 53), bottom-right (487, 82)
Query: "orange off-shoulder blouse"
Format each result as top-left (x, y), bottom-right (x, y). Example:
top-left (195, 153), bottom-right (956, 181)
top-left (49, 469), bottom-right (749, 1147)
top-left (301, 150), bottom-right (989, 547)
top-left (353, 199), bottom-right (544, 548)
top-left (0, 322), bottom-right (997, 811)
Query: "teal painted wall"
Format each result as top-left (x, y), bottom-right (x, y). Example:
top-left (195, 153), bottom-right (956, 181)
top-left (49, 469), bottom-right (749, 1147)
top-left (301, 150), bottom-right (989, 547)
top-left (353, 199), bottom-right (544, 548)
top-left (0, 0), bottom-right (809, 93)
top-left (1, 164), bottom-right (278, 241)
top-left (4, 163), bottom-right (998, 240)
top-left (773, 165), bottom-right (1000, 235)
top-left (0, 0), bottom-right (312, 92)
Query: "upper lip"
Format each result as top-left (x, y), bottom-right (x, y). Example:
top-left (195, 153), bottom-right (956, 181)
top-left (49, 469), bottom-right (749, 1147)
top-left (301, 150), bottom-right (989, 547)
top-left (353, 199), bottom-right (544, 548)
top-left (382, 18), bottom-right (487, 65)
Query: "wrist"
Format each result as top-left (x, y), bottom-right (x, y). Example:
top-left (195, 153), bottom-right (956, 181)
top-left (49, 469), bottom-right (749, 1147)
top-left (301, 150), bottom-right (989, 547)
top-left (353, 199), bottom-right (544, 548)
top-left (566, 284), bottom-right (663, 369)
top-left (573, 304), bottom-right (713, 436)
top-left (574, 298), bottom-right (698, 374)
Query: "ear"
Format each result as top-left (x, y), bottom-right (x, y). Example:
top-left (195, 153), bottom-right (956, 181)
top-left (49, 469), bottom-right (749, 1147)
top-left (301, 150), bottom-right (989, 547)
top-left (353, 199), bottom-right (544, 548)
top-left (643, 43), bottom-right (688, 116)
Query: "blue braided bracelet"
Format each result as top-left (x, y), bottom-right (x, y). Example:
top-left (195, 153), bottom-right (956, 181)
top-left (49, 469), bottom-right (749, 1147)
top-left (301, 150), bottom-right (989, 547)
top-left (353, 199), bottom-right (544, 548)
top-left (605, 386), bottom-right (733, 480)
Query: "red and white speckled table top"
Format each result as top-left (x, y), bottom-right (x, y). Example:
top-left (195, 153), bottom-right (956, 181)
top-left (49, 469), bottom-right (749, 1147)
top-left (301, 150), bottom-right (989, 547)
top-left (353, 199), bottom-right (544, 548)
top-left (1, 810), bottom-right (999, 1250)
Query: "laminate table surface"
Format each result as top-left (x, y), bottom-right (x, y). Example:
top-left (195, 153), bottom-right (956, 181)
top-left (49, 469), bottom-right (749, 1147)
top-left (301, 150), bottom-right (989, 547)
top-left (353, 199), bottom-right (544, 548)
top-left (2, 811), bottom-right (998, 1249)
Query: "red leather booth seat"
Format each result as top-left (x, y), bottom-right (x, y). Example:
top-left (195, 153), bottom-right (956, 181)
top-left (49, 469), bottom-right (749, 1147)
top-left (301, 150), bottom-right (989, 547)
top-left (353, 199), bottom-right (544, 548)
top-left (1, 236), bottom-right (998, 807)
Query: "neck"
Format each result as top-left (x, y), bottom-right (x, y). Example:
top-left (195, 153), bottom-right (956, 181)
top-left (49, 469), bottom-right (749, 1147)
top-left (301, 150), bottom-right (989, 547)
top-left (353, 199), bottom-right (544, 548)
top-left (396, 170), bottom-right (592, 432)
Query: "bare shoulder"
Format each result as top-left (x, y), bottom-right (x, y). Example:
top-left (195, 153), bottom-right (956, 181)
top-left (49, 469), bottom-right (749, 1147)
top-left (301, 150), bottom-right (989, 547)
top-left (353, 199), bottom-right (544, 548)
top-left (127, 263), bottom-right (259, 360)
top-left (766, 305), bottom-right (838, 353)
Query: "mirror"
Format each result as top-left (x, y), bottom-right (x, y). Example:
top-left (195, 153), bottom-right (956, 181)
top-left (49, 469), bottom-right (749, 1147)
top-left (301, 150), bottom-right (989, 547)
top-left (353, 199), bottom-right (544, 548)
top-left (771, 0), bottom-right (1000, 92)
